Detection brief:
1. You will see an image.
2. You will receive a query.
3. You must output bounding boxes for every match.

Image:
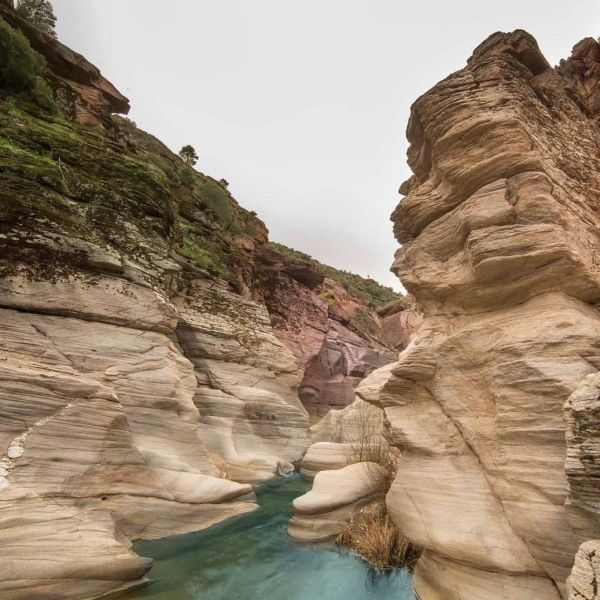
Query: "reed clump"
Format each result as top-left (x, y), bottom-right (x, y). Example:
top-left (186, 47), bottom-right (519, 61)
top-left (336, 399), bottom-right (421, 569)
top-left (337, 501), bottom-right (421, 569)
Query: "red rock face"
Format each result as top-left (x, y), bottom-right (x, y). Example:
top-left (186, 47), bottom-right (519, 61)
top-left (378, 297), bottom-right (422, 351)
top-left (253, 254), bottom-right (330, 365)
top-left (253, 247), bottom-right (417, 420)
top-left (299, 319), bottom-right (397, 422)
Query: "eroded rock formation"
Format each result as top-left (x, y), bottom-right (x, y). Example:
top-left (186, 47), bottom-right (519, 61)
top-left (254, 245), bottom-right (403, 422)
top-left (301, 395), bottom-right (388, 476)
top-left (175, 278), bottom-right (310, 483)
top-left (568, 540), bottom-right (600, 600)
top-left (370, 30), bottom-right (600, 600)
top-left (288, 461), bottom-right (385, 542)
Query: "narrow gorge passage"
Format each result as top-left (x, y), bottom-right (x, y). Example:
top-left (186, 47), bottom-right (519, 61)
top-left (120, 474), bottom-right (415, 600)
top-left (4, 1), bottom-right (600, 599)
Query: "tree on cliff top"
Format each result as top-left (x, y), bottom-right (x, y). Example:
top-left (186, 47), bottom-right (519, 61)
top-left (0, 15), bottom-right (56, 111)
top-left (16, 0), bottom-right (57, 38)
top-left (179, 144), bottom-right (198, 166)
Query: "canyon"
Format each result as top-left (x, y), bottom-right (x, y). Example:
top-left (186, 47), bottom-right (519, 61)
top-left (0, 2), bottom-right (408, 599)
top-left (1, 1), bottom-right (600, 599)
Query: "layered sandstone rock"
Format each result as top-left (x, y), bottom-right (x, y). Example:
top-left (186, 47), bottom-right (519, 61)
top-left (0, 209), bottom-right (305, 599)
top-left (300, 396), bottom-right (386, 477)
top-left (0, 299), bottom-right (257, 599)
top-left (564, 374), bottom-right (600, 598)
top-left (288, 461), bottom-right (385, 542)
top-left (565, 373), bottom-right (600, 538)
top-left (175, 277), bottom-right (310, 482)
top-left (370, 30), bottom-right (600, 600)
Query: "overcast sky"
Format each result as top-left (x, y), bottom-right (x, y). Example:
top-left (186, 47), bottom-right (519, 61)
top-left (52, 1), bottom-right (599, 290)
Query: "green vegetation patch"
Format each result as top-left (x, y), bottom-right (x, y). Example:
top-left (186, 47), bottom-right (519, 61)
top-left (0, 134), bottom-right (55, 164)
top-left (0, 99), bottom-right (174, 269)
top-left (0, 15), bottom-right (55, 112)
top-left (193, 178), bottom-right (235, 226)
top-left (174, 219), bottom-right (230, 277)
top-left (266, 241), bottom-right (402, 308)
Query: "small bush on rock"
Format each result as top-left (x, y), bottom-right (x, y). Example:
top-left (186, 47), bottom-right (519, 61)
top-left (346, 400), bottom-right (399, 496)
top-left (179, 167), bottom-right (196, 188)
top-left (335, 401), bottom-right (420, 569)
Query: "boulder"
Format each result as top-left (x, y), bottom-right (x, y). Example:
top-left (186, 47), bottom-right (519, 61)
top-left (288, 462), bottom-right (385, 542)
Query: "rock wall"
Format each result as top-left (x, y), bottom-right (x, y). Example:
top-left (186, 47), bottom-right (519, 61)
top-left (175, 277), bottom-right (310, 483)
top-left (0, 283), bottom-right (258, 599)
top-left (564, 373), bottom-right (600, 538)
top-left (374, 30), bottom-right (600, 600)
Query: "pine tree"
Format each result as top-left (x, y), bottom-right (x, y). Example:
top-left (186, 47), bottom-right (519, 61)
top-left (179, 144), bottom-right (199, 166)
top-left (16, 0), bottom-right (57, 38)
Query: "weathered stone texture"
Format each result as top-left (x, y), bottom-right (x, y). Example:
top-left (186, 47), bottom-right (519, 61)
top-left (568, 540), bottom-right (600, 600)
top-left (378, 31), bottom-right (600, 599)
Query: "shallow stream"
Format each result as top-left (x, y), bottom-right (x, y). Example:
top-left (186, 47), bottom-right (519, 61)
top-left (121, 474), bottom-right (415, 600)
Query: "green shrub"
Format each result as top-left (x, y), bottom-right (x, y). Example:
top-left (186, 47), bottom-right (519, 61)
top-left (179, 167), bottom-right (196, 188)
top-left (266, 241), bottom-right (402, 308)
top-left (0, 16), bottom-right (56, 112)
top-left (27, 76), bottom-right (55, 111)
top-left (195, 179), bottom-right (234, 224)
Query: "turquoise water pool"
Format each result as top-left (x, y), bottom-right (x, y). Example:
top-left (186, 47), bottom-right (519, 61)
top-left (121, 474), bottom-right (415, 600)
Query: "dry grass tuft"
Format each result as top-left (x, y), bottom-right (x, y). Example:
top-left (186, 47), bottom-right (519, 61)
top-left (345, 400), bottom-right (399, 496)
top-left (336, 400), bottom-right (420, 570)
top-left (337, 501), bottom-right (421, 570)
